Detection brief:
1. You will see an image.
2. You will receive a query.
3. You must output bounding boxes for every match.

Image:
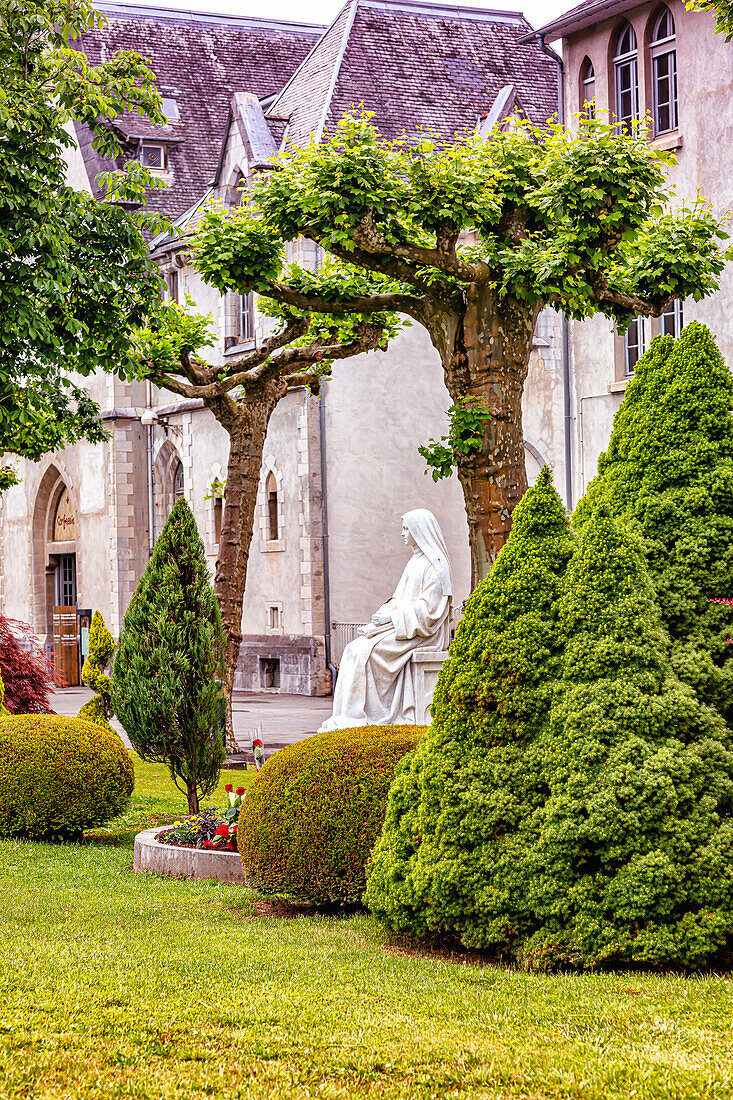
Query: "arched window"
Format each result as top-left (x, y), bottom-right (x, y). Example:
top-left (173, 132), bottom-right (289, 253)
top-left (266, 472), bottom-right (278, 541)
top-left (580, 57), bottom-right (596, 118)
top-left (173, 460), bottom-right (184, 503)
top-left (614, 21), bottom-right (639, 132)
top-left (650, 6), bottom-right (678, 134)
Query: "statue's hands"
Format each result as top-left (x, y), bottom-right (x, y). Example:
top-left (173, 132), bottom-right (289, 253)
top-left (371, 610), bottom-right (392, 627)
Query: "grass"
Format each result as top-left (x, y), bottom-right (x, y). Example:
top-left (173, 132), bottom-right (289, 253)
top-left (1, 761), bottom-right (732, 1099)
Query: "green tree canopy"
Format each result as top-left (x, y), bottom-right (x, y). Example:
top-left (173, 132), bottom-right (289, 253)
top-left (0, 0), bottom-right (165, 468)
top-left (193, 112), bottom-right (730, 581)
top-left (365, 468), bottom-right (574, 947)
top-left (575, 322), bottom-right (733, 723)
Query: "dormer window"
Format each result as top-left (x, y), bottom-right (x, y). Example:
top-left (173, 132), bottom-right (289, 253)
top-left (140, 142), bottom-right (167, 170)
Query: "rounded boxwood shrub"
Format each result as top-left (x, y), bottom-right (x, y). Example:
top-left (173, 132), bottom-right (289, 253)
top-left (0, 714), bottom-right (134, 838)
top-left (239, 725), bottom-right (425, 903)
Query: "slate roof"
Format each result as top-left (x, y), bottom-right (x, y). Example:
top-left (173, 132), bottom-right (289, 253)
top-left (267, 0), bottom-right (560, 147)
top-left (77, 2), bottom-right (325, 219)
top-left (522, 0), bottom-right (639, 42)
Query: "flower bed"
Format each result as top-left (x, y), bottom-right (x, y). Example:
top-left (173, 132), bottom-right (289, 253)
top-left (133, 826), bottom-right (244, 883)
top-left (134, 784), bottom-right (246, 883)
top-left (157, 785), bottom-right (244, 852)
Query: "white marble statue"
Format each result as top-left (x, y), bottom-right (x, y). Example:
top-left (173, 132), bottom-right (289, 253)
top-left (318, 508), bottom-right (452, 732)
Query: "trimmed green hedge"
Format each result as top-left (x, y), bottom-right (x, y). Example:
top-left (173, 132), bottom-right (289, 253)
top-left (0, 714), bottom-right (134, 838)
top-left (239, 725), bottom-right (425, 903)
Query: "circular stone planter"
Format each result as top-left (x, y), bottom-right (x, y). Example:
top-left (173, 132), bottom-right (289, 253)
top-left (133, 827), bottom-right (244, 884)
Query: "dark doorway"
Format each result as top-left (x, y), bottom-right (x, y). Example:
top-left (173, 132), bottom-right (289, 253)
top-left (53, 554), bottom-right (78, 685)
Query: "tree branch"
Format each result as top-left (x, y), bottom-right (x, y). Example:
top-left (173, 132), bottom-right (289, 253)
top-left (324, 238), bottom-right (435, 295)
top-left (350, 209), bottom-right (484, 282)
top-left (263, 281), bottom-right (426, 323)
top-left (589, 274), bottom-right (674, 316)
top-left (154, 321), bottom-right (386, 400)
top-left (283, 324), bottom-right (386, 390)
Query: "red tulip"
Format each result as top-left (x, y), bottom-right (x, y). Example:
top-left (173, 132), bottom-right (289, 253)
top-left (225, 784), bottom-right (233, 793)
top-left (236, 787), bottom-right (245, 796)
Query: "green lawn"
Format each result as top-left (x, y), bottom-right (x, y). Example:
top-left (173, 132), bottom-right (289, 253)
top-left (84, 756), bottom-right (256, 846)
top-left (1, 760), bottom-right (732, 1099)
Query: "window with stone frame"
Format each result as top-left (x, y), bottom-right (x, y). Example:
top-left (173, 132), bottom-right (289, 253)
top-left (260, 465), bottom-right (284, 552)
top-left (166, 270), bottom-right (179, 303)
top-left (613, 21), bottom-right (639, 132)
top-left (173, 460), bottom-right (184, 503)
top-left (213, 494), bottom-right (223, 544)
top-left (224, 291), bottom-right (256, 351)
top-left (240, 292), bottom-right (255, 345)
top-left (266, 472), bottom-right (278, 541)
top-left (661, 297), bottom-right (684, 337)
top-left (580, 57), bottom-right (596, 118)
top-left (650, 6), bottom-right (678, 135)
top-left (624, 316), bottom-right (646, 375)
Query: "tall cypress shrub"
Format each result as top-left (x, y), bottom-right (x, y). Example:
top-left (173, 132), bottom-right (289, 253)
top-left (522, 504), bottom-right (733, 970)
top-left (576, 322), bottom-right (733, 721)
top-left (366, 469), bottom-right (574, 949)
top-left (112, 498), bottom-right (225, 813)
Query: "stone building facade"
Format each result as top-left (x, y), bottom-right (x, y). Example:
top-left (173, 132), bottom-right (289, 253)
top-left (0, 0), bottom-right (569, 692)
top-left (528, 0), bottom-right (733, 502)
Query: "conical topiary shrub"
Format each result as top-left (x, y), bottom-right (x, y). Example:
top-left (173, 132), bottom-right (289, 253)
top-left (575, 322), bottom-right (733, 722)
top-left (365, 468), bottom-right (575, 948)
top-left (78, 611), bottom-right (115, 732)
top-left (521, 504), bottom-right (733, 971)
top-left (111, 498), bottom-right (226, 813)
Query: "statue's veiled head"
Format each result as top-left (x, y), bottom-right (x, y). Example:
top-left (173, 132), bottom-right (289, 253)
top-left (400, 509), bottom-right (453, 597)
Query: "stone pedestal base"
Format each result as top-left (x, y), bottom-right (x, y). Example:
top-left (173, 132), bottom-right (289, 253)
top-left (411, 649), bottom-right (449, 725)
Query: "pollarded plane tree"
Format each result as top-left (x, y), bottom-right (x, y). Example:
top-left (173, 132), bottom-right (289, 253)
top-left (193, 113), bottom-right (730, 584)
top-left (132, 292), bottom-right (400, 730)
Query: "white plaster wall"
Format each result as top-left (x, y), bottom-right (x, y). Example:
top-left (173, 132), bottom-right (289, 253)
top-left (323, 315), bottom-right (567, 625)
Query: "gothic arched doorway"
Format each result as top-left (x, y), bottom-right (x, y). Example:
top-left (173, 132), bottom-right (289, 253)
top-left (32, 468), bottom-right (80, 685)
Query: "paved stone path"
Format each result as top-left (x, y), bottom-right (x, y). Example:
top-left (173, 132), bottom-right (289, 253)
top-left (50, 688), bottom-right (333, 759)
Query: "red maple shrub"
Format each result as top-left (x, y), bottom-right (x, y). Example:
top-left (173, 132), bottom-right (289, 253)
top-left (0, 617), bottom-right (55, 714)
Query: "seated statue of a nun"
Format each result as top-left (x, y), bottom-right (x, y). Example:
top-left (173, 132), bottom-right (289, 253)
top-left (318, 508), bottom-right (452, 733)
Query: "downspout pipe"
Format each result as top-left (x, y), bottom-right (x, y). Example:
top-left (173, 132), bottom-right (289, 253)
top-left (319, 389), bottom-right (337, 690)
top-left (145, 379), bottom-right (155, 556)
top-left (538, 33), bottom-right (574, 512)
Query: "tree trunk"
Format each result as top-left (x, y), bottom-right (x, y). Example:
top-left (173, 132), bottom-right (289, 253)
top-left (187, 783), bottom-right (200, 816)
top-left (430, 288), bottom-right (541, 588)
top-left (207, 388), bottom-right (278, 752)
